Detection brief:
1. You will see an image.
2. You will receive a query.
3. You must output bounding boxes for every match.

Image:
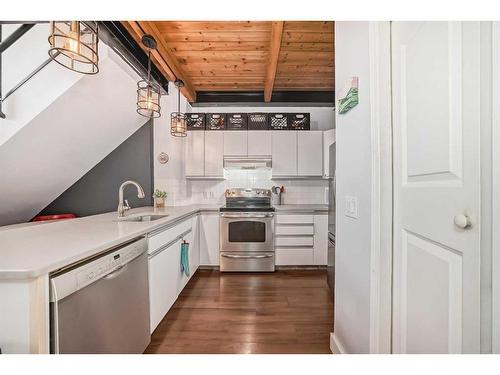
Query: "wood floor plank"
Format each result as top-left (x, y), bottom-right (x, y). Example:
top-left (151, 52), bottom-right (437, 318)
top-left (145, 269), bottom-right (333, 354)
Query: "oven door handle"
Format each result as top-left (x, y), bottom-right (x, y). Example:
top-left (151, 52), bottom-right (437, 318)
top-left (221, 253), bottom-right (274, 259)
top-left (220, 213), bottom-right (274, 218)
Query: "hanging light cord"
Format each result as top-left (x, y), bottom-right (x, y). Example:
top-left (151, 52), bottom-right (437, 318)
top-left (177, 83), bottom-right (181, 112)
top-left (147, 50), bottom-right (151, 83)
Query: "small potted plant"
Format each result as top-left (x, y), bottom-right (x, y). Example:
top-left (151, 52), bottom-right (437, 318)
top-left (153, 189), bottom-right (167, 209)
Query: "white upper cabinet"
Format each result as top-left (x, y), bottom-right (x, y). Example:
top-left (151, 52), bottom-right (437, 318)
top-left (272, 131), bottom-right (298, 176)
top-left (298, 131), bottom-right (323, 176)
top-left (248, 130), bottom-right (272, 156)
top-left (185, 131), bottom-right (205, 177)
top-left (204, 131), bottom-right (224, 177)
top-left (223, 131), bottom-right (248, 156)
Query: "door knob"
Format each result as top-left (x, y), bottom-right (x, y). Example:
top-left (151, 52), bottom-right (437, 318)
top-left (454, 214), bottom-right (472, 229)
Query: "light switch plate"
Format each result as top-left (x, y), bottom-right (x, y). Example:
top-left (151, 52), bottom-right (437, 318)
top-left (344, 196), bottom-right (359, 219)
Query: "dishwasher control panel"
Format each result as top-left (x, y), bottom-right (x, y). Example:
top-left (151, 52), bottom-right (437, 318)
top-left (50, 237), bottom-right (147, 302)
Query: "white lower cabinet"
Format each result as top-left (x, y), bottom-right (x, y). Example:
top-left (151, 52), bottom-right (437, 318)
top-left (200, 213), bottom-right (220, 266)
top-left (275, 213), bottom-right (327, 266)
top-left (147, 216), bottom-right (200, 334)
top-left (313, 214), bottom-right (328, 265)
top-left (148, 237), bottom-right (182, 333)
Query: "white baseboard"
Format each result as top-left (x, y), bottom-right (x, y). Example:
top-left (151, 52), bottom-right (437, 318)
top-left (330, 332), bottom-right (346, 354)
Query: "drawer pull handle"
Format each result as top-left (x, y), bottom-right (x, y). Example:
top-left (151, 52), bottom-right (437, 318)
top-left (221, 254), bottom-right (273, 259)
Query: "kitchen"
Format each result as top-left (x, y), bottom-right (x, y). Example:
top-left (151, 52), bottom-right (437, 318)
top-left (0, 19), bottom-right (335, 355)
top-left (1, 1), bottom-right (500, 371)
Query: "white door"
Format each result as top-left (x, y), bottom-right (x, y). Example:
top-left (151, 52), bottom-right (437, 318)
top-left (272, 131), bottom-right (297, 176)
top-left (204, 131), bottom-right (224, 177)
top-left (185, 131), bottom-right (205, 177)
top-left (248, 130), bottom-right (272, 156)
top-left (297, 131), bottom-right (323, 176)
top-left (392, 21), bottom-right (481, 353)
top-left (223, 131), bottom-right (248, 156)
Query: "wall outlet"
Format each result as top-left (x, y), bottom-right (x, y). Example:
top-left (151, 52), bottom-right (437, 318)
top-left (344, 196), bottom-right (358, 219)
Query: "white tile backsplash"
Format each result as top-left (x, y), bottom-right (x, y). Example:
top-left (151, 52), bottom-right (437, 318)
top-left (157, 169), bottom-right (328, 206)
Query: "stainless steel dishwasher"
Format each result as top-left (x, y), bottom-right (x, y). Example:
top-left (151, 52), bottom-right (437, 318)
top-left (49, 237), bottom-right (150, 354)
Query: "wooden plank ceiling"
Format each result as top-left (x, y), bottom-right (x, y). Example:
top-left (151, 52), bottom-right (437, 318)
top-left (122, 21), bottom-right (334, 103)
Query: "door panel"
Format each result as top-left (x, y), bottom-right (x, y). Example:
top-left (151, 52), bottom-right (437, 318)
top-left (392, 21), bottom-right (480, 353)
top-left (402, 231), bottom-right (463, 353)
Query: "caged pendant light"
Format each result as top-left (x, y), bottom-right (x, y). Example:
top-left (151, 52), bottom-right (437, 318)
top-left (170, 80), bottom-right (187, 137)
top-left (136, 35), bottom-right (161, 119)
top-left (48, 21), bottom-right (99, 74)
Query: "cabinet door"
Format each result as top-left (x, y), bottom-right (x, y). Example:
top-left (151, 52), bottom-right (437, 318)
top-left (248, 130), bottom-right (272, 156)
top-left (298, 131), bottom-right (323, 176)
top-left (205, 131), bottom-right (224, 177)
top-left (148, 238), bottom-right (181, 333)
top-left (185, 131), bottom-right (205, 177)
top-left (271, 131), bottom-right (297, 176)
top-left (223, 131), bottom-right (248, 156)
top-left (178, 229), bottom-right (196, 292)
top-left (199, 213), bottom-right (220, 266)
top-left (313, 214), bottom-right (328, 265)
top-left (191, 214), bottom-right (200, 271)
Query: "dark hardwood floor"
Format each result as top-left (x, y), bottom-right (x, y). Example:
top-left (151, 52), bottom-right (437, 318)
top-left (145, 269), bottom-right (334, 354)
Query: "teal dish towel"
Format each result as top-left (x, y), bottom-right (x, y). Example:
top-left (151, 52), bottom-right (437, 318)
top-left (180, 242), bottom-right (190, 277)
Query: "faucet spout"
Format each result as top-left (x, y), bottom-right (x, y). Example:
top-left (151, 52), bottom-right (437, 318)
top-left (118, 180), bottom-right (145, 217)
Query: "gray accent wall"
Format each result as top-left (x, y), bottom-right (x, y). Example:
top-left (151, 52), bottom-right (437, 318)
top-left (39, 120), bottom-right (154, 218)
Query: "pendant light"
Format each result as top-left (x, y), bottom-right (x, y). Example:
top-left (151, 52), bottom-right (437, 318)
top-left (171, 80), bottom-right (187, 137)
top-left (136, 35), bottom-right (161, 119)
top-left (48, 21), bottom-right (99, 74)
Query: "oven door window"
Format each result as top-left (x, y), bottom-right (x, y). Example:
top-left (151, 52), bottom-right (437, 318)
top-left (228, 221), bottom-right (266, 242)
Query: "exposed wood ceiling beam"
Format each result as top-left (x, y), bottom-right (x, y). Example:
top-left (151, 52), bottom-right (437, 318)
top-left (264, 21), bottom-right (284, 102)
top-left (125, 21), bottom-right (197, 102)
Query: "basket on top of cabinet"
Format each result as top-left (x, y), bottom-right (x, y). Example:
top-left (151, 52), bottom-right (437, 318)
top-left (206, 113), bottom-right (226, 130)
top-left (226, 113), bottom-right (248, 130)
top-left (186, 113), bottom-right (206, 130)
top-left (269, 113), bottom-right (289, 130)
top-left (247, 113), bottom-right (269, 130)
top-left (289, 113), bottom-right (311, 130)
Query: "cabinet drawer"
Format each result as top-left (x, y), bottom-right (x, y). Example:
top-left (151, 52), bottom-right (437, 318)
top-left (275, 214), bottom-right (314, 224)
top-left (275, 224), bottom-right (314, 236)
top-left (148, 219), bottom-right (192, 254)
top-left (276, 248), bottom-right (314, 265)
top-left (275, 236), bottom-right (314, 247)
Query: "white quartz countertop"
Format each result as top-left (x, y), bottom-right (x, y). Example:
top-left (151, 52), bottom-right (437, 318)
top-left (274, 204), bottom-right (328, 213)
top-left (0, 205), bottom-right (218, 280)
top-left (0, 203), bottom-right (328, 280)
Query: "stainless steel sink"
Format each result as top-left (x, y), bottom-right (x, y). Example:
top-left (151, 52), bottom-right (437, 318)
top-left (118, 214), bottom-right (169, 222)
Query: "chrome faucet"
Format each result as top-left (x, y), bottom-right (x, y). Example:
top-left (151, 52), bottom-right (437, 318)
top-left (118, 180), bottom-right (145, 217)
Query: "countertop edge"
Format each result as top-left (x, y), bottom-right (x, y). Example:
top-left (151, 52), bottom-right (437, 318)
top-left (0, 207), bottom-right (218, 281)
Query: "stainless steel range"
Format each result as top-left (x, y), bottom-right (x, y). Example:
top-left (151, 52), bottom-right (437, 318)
top-left (219, 188), bottom-right (275, 272)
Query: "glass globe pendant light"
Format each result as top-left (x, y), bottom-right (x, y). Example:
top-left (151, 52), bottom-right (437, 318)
top-left (48, 21), bottom-right (99, 74)
top-left (170, 80), bottom-right (187, 137)
top-left (136, 35), bottom-right (161, 119)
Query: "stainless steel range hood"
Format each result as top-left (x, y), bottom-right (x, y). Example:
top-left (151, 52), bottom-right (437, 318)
top-left (223, 157), bottom-right (272, 170)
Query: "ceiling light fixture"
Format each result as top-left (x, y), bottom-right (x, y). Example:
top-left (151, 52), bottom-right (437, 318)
top-left (136, 34), bottom-right (161, 119)
top-left (48, 21), bottom-right (99, 74)
top-left (171, 80), bottom-right (187, 137)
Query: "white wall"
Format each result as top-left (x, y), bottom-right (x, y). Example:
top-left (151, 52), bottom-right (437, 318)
top-left (333, 21), bottom-right (375, 354)
top-left (0, 24), bottom-right (84, 145)
top-left (0, 45), bottom-right (147, 226)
